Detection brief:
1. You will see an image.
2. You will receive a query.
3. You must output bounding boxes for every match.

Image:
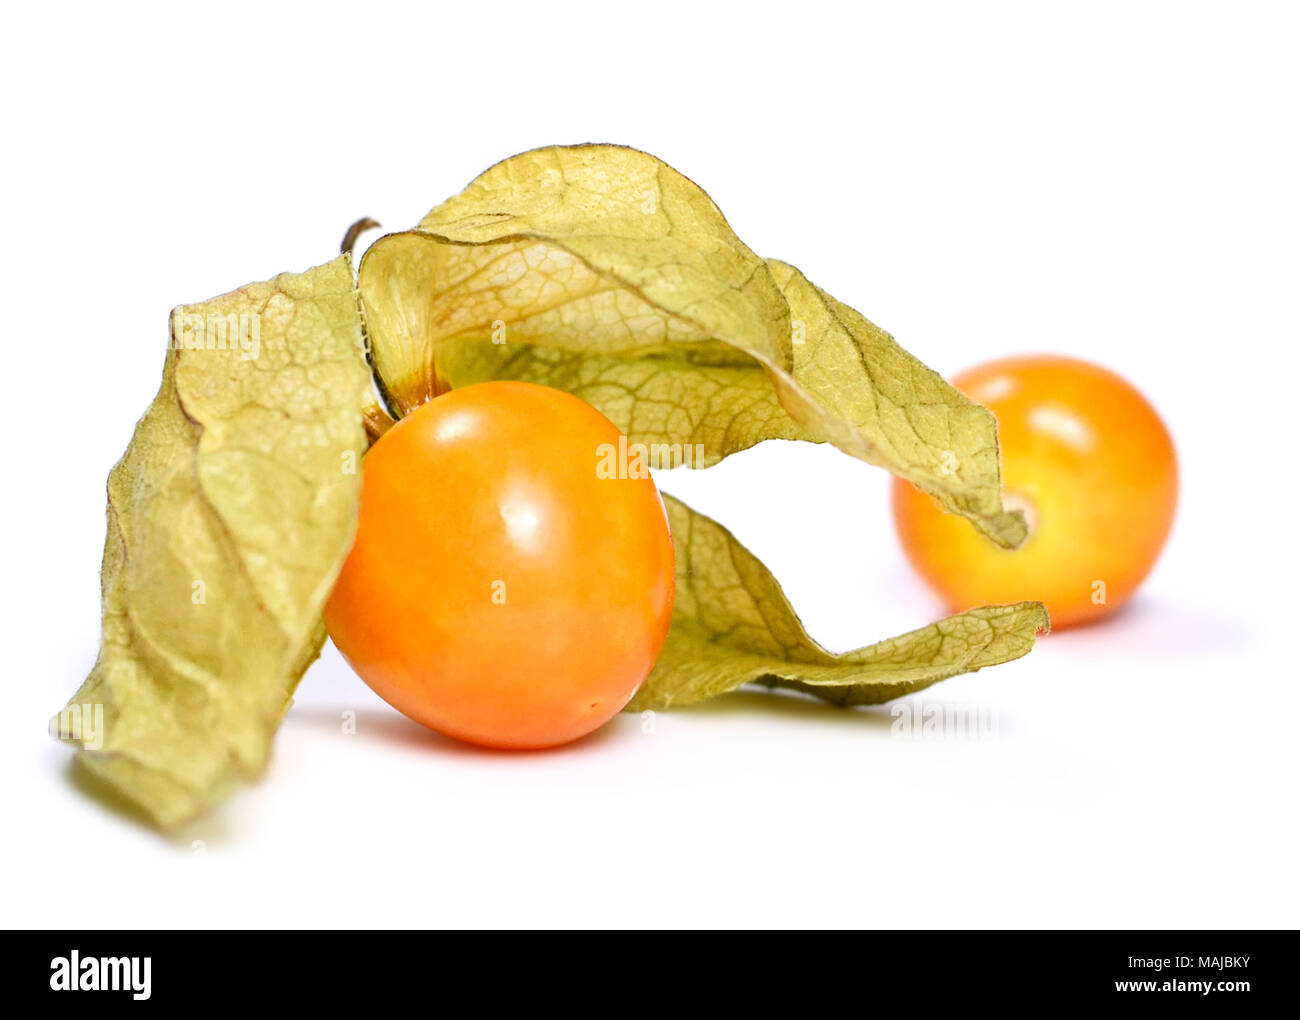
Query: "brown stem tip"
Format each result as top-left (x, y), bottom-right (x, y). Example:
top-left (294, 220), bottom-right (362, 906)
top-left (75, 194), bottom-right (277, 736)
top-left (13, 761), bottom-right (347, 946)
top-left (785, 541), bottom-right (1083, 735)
top-left (341, 217), bottom-right (382, 257)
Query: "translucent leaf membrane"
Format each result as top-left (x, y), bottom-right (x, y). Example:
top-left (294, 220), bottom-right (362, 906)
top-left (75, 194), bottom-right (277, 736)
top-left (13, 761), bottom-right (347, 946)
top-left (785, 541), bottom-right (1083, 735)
top-left (359, 144), bottom-right (1025, 547)
top-left (52, 257), bottom-right (371, 826)
top-left (630, 496), bottom-right (1048, 711)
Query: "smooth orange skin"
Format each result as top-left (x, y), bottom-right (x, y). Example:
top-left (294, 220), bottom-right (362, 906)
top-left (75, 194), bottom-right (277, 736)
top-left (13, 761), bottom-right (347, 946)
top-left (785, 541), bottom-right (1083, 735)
top-left (324, 382), bottom-right (676, 749)
top-left (892, 355), bottom-right (1178, 629)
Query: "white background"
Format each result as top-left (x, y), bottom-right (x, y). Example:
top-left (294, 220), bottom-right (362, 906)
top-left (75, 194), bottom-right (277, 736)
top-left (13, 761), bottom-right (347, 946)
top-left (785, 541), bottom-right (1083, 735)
top-left (3, 2), bottom-right (1296, 929)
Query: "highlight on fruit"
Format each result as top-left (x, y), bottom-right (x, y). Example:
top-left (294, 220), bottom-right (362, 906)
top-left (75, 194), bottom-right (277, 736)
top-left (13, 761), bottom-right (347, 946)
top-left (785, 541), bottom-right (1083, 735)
top-left (53, 143), bottom-right (1062, 827)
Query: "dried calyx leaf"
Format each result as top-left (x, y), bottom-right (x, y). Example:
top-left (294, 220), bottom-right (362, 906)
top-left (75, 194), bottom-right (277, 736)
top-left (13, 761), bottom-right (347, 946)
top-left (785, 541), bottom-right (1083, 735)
top-left (57, 145), bottom-right (1046, 827)
top-left (52, 257), bottom-right (371, 826)
top-left (358, 144), bottom-right (1025, 547)
top-left (630, 496), bottom-right (1048, 712)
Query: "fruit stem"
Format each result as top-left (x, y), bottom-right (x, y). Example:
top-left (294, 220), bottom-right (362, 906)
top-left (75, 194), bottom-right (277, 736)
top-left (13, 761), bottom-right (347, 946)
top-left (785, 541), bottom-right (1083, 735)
top-left (341, 217), bottom-right (381, 257)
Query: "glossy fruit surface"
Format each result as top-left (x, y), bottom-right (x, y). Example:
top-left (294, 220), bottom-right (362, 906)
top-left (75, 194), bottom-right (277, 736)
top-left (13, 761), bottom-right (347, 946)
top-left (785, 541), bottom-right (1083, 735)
top-left (892, 355), bottom-right (1177, 628)
top-left (325, 381), bottom-right (675, 748)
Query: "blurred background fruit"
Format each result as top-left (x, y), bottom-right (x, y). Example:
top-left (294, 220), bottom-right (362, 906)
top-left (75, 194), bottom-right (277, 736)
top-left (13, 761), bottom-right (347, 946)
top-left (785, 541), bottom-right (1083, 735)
top-left (892, 355), bottom-right (1178, 629)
